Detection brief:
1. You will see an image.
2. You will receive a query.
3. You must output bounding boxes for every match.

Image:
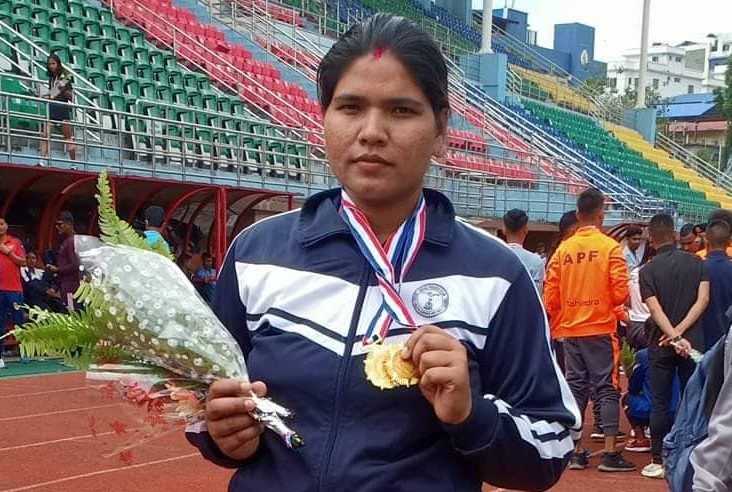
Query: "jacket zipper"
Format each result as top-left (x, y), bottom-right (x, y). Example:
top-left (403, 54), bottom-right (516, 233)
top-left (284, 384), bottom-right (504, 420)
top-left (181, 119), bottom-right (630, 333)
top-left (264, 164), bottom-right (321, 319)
top-left (317, 261), bottom-right (370, 492)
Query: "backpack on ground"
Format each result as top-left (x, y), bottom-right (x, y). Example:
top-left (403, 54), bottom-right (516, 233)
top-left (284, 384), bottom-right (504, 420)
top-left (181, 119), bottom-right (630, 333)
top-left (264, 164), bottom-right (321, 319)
top-left (663, 336), bottom-right (726, 492)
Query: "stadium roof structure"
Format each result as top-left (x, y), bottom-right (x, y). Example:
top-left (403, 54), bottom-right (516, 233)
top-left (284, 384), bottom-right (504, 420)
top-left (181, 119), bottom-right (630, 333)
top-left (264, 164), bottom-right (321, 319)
top-left (656, 93), bottom-right (720, 120)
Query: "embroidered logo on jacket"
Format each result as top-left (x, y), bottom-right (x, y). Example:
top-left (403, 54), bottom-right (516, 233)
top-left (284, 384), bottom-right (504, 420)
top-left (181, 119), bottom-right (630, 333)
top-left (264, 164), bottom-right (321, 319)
top-left (412, 284), bottom-right (449, 318)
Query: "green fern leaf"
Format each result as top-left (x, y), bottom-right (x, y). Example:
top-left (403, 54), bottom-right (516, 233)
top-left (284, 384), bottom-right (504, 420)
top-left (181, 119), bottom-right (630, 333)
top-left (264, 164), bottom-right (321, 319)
top-left (95, 171), bottom-right (174, 261)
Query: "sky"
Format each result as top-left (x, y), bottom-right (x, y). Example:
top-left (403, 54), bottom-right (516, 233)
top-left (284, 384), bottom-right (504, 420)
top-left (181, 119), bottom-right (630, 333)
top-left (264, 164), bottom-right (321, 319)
top-left (471, 0), bottom-right (732, 62)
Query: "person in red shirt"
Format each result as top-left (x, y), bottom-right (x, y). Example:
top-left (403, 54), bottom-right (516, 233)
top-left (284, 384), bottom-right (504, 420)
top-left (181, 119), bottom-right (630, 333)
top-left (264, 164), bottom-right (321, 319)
top-left (0, 217), bottom-right (27, 368)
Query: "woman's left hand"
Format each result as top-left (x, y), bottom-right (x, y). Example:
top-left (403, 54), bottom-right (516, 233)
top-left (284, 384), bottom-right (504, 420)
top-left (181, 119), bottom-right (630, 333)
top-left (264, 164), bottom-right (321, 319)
top-left (402, 325), bottom-right (472, 425)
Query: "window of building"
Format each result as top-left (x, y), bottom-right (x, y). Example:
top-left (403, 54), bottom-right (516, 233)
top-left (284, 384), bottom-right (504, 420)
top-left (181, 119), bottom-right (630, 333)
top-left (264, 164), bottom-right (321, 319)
top-left (688, 85), bottom-right (695, 94)
top-left (674, 77), bottom-right (681, 83)
top-left (651, 56), bottom-right (658, 62)
top-left (628, 77), bottom-right (632, 88)
top-left (608, 77), bottom-right (617, 89)
top-left (724, 44), bottom-right (730, 52)
top-left (634, 77), bottom-right (639, 88)
top-left (676, 56), bottom-right (683, 62)
top-left (653, 78), bottom-right (659, 89)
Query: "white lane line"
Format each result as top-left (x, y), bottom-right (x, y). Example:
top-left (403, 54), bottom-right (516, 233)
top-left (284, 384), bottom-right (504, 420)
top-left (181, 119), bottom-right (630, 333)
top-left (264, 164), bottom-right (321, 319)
top-left (0, 403), bottom-right (119, 422)
top-left (0, 386), bottom-right (88, 399)
top-left (0, 430), bottom-right (117, 452)
top-left (0, 453), bottom-right (200, 492)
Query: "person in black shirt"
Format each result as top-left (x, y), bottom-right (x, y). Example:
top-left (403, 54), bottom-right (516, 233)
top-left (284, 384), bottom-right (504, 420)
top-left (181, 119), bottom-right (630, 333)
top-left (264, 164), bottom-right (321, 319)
top-left (639, 213), bottom-right (710, 479)
top-left (39, 53), bottom-right (76, 161)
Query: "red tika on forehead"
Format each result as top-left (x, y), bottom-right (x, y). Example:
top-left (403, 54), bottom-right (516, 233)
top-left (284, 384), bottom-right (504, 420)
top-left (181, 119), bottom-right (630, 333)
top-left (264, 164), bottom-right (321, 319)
top-left (372, 47), bottom-right (384, 59)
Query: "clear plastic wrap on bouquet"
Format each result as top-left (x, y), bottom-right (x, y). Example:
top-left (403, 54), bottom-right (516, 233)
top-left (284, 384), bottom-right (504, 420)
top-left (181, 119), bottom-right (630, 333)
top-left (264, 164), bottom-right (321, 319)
top-left (73, 235), bottom-right (303, 455)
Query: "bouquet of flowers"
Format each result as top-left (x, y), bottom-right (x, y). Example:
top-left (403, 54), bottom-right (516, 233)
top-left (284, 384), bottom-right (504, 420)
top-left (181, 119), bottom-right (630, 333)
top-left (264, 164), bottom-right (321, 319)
top-left (8, 172), bottom-right (302, 462)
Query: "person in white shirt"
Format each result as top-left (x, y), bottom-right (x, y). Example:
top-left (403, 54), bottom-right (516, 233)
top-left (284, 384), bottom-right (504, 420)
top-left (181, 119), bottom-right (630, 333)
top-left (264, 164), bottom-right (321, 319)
top-left (20, 251), bottom-right (44, 283)
top-left (626, 264), bottom-right (650, 350)
top-left (623, 226), bottom-right (644, 272)
top-left (503, 208), bottom-right (544, 292)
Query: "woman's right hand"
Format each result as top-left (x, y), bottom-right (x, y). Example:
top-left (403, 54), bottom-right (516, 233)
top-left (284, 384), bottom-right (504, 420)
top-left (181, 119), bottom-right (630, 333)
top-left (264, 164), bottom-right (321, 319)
top-left (205, 379), bottom-right (267, 460)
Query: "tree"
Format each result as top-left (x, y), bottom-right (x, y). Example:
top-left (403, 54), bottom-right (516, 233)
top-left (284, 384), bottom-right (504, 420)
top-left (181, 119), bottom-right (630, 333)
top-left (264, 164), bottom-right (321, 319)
top-left (713, 54), bottom-right (732, 169)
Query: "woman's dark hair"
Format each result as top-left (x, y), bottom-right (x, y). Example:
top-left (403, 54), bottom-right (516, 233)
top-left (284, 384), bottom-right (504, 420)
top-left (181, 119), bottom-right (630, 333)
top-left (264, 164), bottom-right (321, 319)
top-left (317, 13), bottom-right (450, 126)
top-left (46, 53), bottom-right (66, 78)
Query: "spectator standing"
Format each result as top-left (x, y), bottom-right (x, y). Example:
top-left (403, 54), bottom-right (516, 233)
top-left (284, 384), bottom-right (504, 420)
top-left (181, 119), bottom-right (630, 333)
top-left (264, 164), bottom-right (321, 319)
top-left (623, 226), bottom-right (644, 272)
top-left (143, 205), bottom-right (170, 252)
top-left (545, 189), bottom-right (635, 472)
top-left (701, 220), bottom-right (732, 351)
top-left (548, 209), bottom-right (579, 374)
top-left (626, 263), bottom-right (651, 350)
top-left (193, 252), bottom-right (217, 303)
top-left (696, 209), bottom-right (732, 258)
top-left (0, 217), bottom-right (27, 368)
top-left (39, 53), bottom-right (75, 161)
top-left (679, 223), bottom-right (701, 253)
top-left (502, 209), bottom-right (544, 291)
top-left (639, 213), bottom-right (709, 479)
top-left (46, 211), bottom-right (80, 310)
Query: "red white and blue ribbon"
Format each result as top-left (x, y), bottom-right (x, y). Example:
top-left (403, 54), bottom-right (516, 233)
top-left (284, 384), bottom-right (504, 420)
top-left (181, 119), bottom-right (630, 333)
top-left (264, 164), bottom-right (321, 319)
top-left (339, 190), bottom-right (427, 346)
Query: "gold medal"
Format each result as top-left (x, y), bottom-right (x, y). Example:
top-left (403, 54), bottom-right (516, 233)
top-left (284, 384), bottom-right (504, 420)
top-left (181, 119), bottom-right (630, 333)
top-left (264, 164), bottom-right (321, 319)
top-left (364, 342), bottom-right (419, 390)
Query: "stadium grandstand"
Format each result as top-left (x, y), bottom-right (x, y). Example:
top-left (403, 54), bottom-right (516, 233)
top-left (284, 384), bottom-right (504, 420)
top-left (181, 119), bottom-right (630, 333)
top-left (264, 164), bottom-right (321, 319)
top-left (1, 0), bottom-right (731, 259)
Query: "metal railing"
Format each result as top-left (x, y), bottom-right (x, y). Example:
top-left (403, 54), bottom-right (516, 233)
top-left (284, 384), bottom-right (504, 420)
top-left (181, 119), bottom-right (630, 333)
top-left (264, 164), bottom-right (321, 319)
top-left (656, 132), bottom-right (732, 195)
top-left (1, 90), bottom-right (714, 223)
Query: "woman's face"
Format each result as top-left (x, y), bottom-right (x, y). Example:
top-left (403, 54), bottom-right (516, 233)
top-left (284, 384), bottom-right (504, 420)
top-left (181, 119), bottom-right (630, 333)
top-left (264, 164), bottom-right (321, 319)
top-left (48, 58), bottom-right (58, 74)
top-left (27, 253), bottom-right (37, 268)
top-left (323, 51), bottom-right (446, 207)
top-left (0, 218), bottom-right (7, 235)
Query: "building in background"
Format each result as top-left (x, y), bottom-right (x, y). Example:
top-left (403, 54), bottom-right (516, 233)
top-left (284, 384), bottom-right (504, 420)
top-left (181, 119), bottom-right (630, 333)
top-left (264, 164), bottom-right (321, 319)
top-left (607, 33), bottom-right (729, 99)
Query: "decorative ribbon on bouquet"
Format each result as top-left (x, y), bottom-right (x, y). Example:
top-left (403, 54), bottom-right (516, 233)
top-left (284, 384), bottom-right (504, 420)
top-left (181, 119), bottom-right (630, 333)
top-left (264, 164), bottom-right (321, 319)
top-left (339, 190), bottom-right (427, 346)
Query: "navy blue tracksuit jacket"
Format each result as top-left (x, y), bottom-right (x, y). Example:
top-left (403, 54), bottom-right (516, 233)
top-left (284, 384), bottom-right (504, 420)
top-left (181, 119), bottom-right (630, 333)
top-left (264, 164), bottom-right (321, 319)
top-left (187, 188), bottom-right (581, 491)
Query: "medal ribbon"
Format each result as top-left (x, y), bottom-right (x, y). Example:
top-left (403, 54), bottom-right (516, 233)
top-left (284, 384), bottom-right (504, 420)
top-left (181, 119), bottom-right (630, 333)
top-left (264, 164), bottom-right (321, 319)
top-left (339, 190), bottom-right (427, 346)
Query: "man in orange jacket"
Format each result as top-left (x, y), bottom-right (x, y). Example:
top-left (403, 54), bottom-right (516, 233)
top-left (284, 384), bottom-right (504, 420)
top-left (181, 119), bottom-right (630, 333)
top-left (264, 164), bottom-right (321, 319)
top-left (696, 209), bottom-right (732, 258)
top-left (545, 189), bottom-right (634, 472)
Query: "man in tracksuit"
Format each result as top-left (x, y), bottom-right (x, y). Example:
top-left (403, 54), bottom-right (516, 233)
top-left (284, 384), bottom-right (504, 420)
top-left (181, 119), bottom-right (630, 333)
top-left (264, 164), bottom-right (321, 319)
top-left (545, 188), bottom-right (635, 472)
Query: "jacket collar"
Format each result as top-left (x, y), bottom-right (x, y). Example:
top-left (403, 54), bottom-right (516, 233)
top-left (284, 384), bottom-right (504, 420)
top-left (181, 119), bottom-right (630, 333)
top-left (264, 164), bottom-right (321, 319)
top-left (298, 188), bottom-right (455, 248)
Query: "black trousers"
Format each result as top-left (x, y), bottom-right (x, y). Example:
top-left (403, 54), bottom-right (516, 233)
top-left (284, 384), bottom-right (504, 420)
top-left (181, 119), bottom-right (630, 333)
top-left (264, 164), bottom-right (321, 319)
top-left (649, 346), bottom-right (696, 463)
top-left (565, 335), bottom-right (621, 438)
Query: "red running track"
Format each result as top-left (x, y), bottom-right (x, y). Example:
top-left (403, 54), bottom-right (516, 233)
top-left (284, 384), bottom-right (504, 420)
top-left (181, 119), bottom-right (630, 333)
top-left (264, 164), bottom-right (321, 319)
top-left (1, 372), bottom-right (669, 491)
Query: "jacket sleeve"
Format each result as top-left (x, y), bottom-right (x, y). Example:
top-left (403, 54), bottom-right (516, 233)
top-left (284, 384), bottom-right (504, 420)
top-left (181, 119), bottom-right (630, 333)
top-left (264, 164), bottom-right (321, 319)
top-left (608, 244), bottom-right (629, 307)
top-left (185, 242), bottom-right (255, 468)
top-left (444, 267), bottom-right (582, 491)
top-left (690, 354), bottom-right (732, 491)
top-left (543, 250), bottom-right (561, 322)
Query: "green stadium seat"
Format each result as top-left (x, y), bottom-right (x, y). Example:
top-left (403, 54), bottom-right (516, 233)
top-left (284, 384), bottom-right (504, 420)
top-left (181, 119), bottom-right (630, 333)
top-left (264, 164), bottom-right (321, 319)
top-left (187, 90), bottom-right (202, 108)
top-left (168, 69), bottom-right (184, 89)
top-left (135, 63), bottom-right (153, 82)
top-left (12, 4), bottom-right (31, 19)
top-left (68, 31), bottom-right (85, 48)
top-left (117, 43), bottom-right (134, 62)
top-left (87, 52), bottom-right (103, 70)
top-left (129, 31), bottom-right (144, 48)
top-left (133, 46), bottom-right (149, 64)
top-left (68, 1), bottom-right (84, 17)
top-left (100, 23), bottom-right (115, 40)
top-left (139, 80), bottom-right (156, 99)
top-left (67, 15), bottom-right (85, 36)
top-left (31, 7), bottom-right (49, 25)
top-left (116, 27), bottom-right (133, 45)
top-left (83, 19), bottom-right (101, 37)
top-left (100, 38), bottom-right (116, 56)
top-left (152, 66), bottom-right (167, 85)
top-left (53, 0), bottom-right (67, 11)
top-left (107, 74), bottom-right (123, 95)
top-left (162, 53), bottom-right (177, 70)
top-left (202, 91), bottom-right (217, 111)
top-left (33, 24), bottom-right (51, 43)
top-left (120, 60), bottom-right (136, 78)
top-left (99, 9), bottom-right (113, 26)
top-left (183, 73), bottom-right (198, 90)
top-left (104, 55), bottom-right (120, 75)
top-left (149, 51), bottom-right (164, 68)
top-left (82, 5), bottom-right (99, 22)
top-left (156, 85), bottom-right (172, 104)
top-left (171, 87), bottom-right (186, 104)
top-left (123, 79), bottom-right (139, 99)
top-left (13, 18), bottom-right (33, 39)
top-left (70, 48), bottom-right (87, 68)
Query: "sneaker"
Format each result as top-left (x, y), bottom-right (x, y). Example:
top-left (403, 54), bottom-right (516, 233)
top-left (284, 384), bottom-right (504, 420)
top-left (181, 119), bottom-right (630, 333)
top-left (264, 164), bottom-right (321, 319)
top-left (590, 425), bottom-right (604, 440)
top-left (641, 463), bottom-right (665, 479)
top-left (0, 358), bottom-right (5, 369)
top-left (591, 428), bottom-right (626, 441)
top-left (568, 451), bottom-right (589, 470)
top-left (598, 452), bottom-right (637, 472)
top-left (626, 438), bottom-right (651, 453)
